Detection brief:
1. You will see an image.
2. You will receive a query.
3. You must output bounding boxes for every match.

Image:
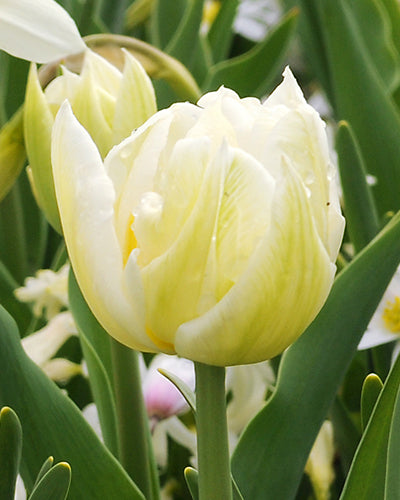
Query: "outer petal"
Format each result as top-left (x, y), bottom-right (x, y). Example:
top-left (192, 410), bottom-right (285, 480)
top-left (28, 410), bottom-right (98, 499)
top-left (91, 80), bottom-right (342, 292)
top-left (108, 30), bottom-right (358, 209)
top-left (175, 157), bottom-right (335, 366)
top-left (0, 0), bottom-right (85, 63)
top-left (51, 101), bottom-right (158, 352)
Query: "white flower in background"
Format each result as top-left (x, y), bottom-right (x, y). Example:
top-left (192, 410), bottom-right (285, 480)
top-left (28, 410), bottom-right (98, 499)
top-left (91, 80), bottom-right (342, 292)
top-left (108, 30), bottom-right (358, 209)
top-left (0, 0), bottom-right (85, 63)
top-left (234, 0), bottom-right (282, 41)
top-left (358, 265), bottom-right (400, 359)
top-left (21, 311), bottom-right (81, 384)
top-left (305, 421), bottom-right (335, 500)
top-left (143, 354), bottom-right (195, 427)
top-left (14, 263), bottom-right (69, 319)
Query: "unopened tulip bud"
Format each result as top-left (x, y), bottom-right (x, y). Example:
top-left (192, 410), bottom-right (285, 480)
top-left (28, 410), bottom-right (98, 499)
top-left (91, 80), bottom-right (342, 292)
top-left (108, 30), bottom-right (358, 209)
top-left (24, 49), bottom-right (156, 231)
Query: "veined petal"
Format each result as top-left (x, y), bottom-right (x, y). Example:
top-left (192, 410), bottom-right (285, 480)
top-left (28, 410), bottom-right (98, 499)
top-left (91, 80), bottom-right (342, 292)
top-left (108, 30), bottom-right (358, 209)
top-left (0, 0), bottom-right (85, 63)
top-left (51, 101), bottom-right (157, 352)
top-left (113, 50), bottom-right (157, 143)
top-left (175, 157), bottom-right (335, 366)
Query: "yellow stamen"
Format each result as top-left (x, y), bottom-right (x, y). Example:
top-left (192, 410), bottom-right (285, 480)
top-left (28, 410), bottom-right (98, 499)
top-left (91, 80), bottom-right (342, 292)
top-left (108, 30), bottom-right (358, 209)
top-left (123, 213), bottom-right (137, 266)
top-left (383, 297), bottom-right (400, 332)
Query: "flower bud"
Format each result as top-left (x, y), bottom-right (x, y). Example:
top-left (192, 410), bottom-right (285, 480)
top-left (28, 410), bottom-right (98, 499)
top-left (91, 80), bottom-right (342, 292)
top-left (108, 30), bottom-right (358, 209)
top-left (24, 49), bottom-right (157, 231)
top-left (51, 67), bottom-right (345, 366)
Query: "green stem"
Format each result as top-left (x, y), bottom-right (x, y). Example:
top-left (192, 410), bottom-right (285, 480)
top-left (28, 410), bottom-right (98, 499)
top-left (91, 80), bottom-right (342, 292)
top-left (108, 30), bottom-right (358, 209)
top-left (110, 338), bottom-right (159, 500)
top-left (195, 362), bottom-right (233, 500)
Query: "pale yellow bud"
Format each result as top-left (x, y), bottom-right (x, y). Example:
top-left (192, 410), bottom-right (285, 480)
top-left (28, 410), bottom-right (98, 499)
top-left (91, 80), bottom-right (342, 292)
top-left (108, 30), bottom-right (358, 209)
top-left (51, 67), bottom-right (344, 366)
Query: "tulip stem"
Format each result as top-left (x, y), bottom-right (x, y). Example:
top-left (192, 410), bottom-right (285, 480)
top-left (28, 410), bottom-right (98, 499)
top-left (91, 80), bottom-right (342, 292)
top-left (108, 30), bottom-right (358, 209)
top-left (195, 362), bottom-right (233, 500)
top-left (110, 338), bottom-right (159, 500)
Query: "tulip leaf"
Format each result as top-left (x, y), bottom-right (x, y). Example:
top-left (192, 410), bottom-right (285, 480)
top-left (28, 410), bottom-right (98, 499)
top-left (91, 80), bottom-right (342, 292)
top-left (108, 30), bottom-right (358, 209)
top-left (0, 259), bottom-right (31, 333)
top-left (184, 467), bottom-right (199, 500)
top-left (158, 368), bottom-right (196, 414)
top-left (318, 0), bottom-right (400, 216)
top-left (360, 373), bottom-right (383, 432)
top-left (0, 407), bottom-right (22, 500)
top-left (330, 397), bottom-right (360, 475)
top-left (385, 379), bottom-right (400, 499)
top-left (184, 467), bottom-right (244, 500)
top-left (339, 354), bottom-right (400, 499)
top-left (0, 305), bottom-right (145, 499)
top-left (380, 0), bottom-right (400, 61)
top-left (150, 0), bottom-right (187, 49)
top-left (29, 462), bottom-right (71, 500)
top-left (203, 8), bottom-right (298, 98)
top-left (33, 457), bottom-right (54, 488)
top-left (206, 0), bottom-right (239, 64)
top-left (336, 121), bottom-right (380, 253)
top-left (68, 270), bottom-right (119, 458)
top-left (231, 211), bottom-right (400, 500)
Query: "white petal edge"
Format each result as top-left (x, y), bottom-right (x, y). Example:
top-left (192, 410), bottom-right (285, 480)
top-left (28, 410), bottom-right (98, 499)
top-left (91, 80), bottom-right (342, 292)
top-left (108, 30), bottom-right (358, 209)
top-left (51, 101), bottom-right (158, 352)
top-left (0, 0), bottom-right (86, 63)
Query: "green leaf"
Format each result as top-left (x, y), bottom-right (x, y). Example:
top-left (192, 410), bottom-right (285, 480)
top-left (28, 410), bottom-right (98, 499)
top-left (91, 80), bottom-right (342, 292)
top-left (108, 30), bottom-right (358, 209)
top-left (330, 397), bottom-right (360, 474)
top-left (385, 378), bottom-right (400, 499)
top-left (0, 305), bottom-right (145, 499)
top-left (33, 457), bottom-right (54, 489)
top-left (0, 259), bottom-right (31, 333)
top-left (203, 8), bottom-right (298, 97)
top-left (206, 0), bottom-right (239, 64)
top-left (336, 121), bottom-right (380, 253)
top-left (68, 270), bottom-right (119, 458)
top-left (0, 407), bottom-right (22, 500)
top-left (231, 211), bottom-right (400, 500)
top-left (339, 354), bottom-right (400, 499)
top-left (29, 462), bottom-right (71, 500)
top-left (150, 0), bottom-right (187, 49)
top-left (184, 467), bottom-right (199, 500)
top-left (380, 0), bottom-right (400, 61)
top-left (361, 373), bottom-right (383, 432)
top-left (319, 0), bottom-right (400, 216)
top-left (158, 368), bottom-right (196, 414)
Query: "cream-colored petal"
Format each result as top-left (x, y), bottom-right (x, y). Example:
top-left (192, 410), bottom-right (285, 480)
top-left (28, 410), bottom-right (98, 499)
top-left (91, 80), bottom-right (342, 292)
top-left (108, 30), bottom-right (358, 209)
top-left (44, 65), bottom-right (81, 106)
top-left (51, 101), bottom-right (157, 352)
top-left (175, 157), bottom-right (335, 366)
top-left (112, 49), bottom-right (157, 143)
top-left (0, 0), bottom-right (85, 63)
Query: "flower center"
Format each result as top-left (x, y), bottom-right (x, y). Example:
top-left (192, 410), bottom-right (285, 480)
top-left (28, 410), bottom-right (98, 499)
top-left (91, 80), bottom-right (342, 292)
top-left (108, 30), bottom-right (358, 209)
top-left (382, 297), bottom-right (400, 332)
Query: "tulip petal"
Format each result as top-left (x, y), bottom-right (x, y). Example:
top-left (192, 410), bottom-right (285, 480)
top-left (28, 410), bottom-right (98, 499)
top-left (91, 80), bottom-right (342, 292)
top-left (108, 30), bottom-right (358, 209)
top-left (51, 101), bottom-right (158, 352)
top-left (113, 50), bottom-right (157, 144)
top-left (0, 0), bottom-right (85, 63)
top-left (175, 156), bottom-right (335, 365)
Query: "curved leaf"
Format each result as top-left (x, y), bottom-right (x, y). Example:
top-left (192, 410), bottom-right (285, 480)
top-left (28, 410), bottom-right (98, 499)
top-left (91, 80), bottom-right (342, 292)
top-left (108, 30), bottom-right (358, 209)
top-left (232, 211), bottom-right (400, 499)
top-left (0, 305), bottom-right (145, 499)
top-left (29, 462), bottom-right (71, 500)
top-left (0, 407), bottom-right (22, 500)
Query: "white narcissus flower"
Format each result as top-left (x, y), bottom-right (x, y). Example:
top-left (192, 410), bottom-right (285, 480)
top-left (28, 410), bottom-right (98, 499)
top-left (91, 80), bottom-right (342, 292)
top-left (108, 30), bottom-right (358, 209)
top-left (21, 311), bottom-right (81, 384)
top-left (14, 263), bottom-right (69, 319)
top-left (358, 265), bottom-right (400, 356)
top-left (51, 67), bottom-right (345, 367)
top-left (305, 421), bottom-right (335, 500)
top-left (0, 0), bottom-right (85, 63)
top-left (24, 48), bottom-right (157, 231)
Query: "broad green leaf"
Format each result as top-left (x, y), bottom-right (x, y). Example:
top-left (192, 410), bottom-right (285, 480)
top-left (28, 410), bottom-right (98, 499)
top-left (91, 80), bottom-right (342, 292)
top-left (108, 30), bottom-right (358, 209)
top-left (29, 462), bottom-right (71, 500)
top-left (339, 354), bottom-right (400, 499)
top-left (0, 407), bottom-right (22, 500)
top-left (232, 211), bottom-right (400, 500)
top-left (361, 373), bottom-right (383, 432)
top-left (68, 270), bottom-right (118, 458)
top-left (380, 0), bottom-right (400, 61)
top-left (319, 0), bottom-right (400, 216)
top-left (206, 0), bottom-right (239, 64)
top-left (336, 121), bottom-right (380, 253)
top-left (385, 380), bottom-right (400, 499)
top-left (0, 305), bottom-right (145, 499)
top-left (203, 8), bottom-right (298, 97)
